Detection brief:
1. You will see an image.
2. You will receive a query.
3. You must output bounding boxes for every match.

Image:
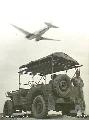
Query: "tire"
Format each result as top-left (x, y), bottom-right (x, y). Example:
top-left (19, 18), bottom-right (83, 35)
top-left (62, 110), bottom-right (77, 116)
top-left (62, 103), bottom-right (77, 116)
top-left (62, 110), bottom-right (77, 117)
top-left (53, 74), bottom-right (71, 97)
top-left (32, 95), bottom-right (48, 119)
top-left (3, 100), bottom-right (14, 117)
top-left (62, 109), bottom-right (70, 116)
top-left (62, 104), bottom-right (70, 116)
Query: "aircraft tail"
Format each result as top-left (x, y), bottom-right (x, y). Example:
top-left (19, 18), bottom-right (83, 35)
top-left (45, 22), bottom-right (58, 28)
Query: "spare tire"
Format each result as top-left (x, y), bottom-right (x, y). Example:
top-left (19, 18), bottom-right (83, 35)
top-left (53, 74), bottom-right (71, 97)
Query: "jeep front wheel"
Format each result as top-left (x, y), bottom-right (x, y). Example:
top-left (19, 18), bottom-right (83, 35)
top-left (3, 100), bottom-right (14, 117)
top-left (32, 95), bottom-right (48, 119)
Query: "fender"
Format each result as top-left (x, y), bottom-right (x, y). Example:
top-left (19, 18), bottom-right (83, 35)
top-left (26, 84), bottom-right (51, 110)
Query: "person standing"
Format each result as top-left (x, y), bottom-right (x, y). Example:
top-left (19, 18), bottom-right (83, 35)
top-left (71, 69), bottom-right (85, 116)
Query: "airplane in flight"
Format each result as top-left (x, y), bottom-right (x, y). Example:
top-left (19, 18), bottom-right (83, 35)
top-left (11, 22), bottom-right (61, 42)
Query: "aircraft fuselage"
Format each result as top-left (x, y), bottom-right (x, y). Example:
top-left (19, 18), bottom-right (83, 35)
top-left (36, 27), bottom-right (49, 36)
top-left (28, 27), bottom-right (50, 40)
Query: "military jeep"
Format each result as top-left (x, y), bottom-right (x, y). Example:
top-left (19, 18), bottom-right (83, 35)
top-left (3, 52), bottom-right (85, 118)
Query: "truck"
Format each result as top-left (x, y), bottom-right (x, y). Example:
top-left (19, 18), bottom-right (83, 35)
top-left (3, 52), bottom-right (85, 118)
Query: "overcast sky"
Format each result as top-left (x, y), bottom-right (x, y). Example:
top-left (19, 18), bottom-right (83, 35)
top-left (0, 0), bottom-right (89, 114)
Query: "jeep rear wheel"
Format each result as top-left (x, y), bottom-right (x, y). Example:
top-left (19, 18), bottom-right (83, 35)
top-left (32, 95), bottom-right (48, 118)
top-left (3, 100), bottom-right (14, 117)
top-left (62, 109), bottom-right (70, 116)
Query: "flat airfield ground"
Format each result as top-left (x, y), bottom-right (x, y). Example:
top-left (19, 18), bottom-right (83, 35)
top-left (0, 113), bottom-right (89, 120)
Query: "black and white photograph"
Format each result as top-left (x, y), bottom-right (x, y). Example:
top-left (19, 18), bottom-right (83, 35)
top-left (0, 0), bottom-right (89, 120)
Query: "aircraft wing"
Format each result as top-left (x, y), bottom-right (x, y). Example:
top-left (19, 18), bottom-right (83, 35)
top-left (11, 24), bottom-right (31, 35)
top-left (40, 37), bottom-right (61, 41)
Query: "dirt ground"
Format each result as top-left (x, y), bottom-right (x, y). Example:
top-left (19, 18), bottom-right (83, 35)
top-left (0, 114), bottom-right (89, 120)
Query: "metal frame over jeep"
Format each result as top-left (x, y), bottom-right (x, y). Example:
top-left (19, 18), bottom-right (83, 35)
top-left (3, 52), bottom-right (85, 118)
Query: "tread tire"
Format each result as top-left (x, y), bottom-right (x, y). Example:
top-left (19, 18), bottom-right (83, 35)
top-left (32, 95), bottom-right (48, 119)
top-left (53, 74), bottom-right (71, 97)
top-left (3, 100), bottom-right (14, 117)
